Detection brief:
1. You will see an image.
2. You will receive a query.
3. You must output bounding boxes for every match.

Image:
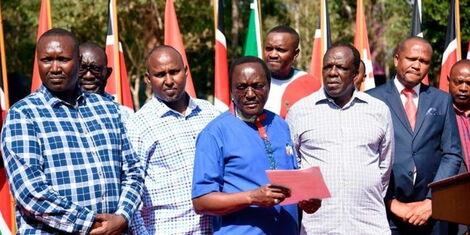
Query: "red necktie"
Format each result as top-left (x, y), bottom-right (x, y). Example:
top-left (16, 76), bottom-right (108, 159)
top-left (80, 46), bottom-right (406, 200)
top-left (402, 88), bottom-right (417, 131)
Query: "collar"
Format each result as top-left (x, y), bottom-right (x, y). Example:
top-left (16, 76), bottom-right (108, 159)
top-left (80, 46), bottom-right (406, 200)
top-left (40, 85), bottom-right (85, 108)
top-left (152, 93), bottom-right (198, 118)
top-left (315, 88), bottom-right (368, 108)
top-left (454, 104), bottom-right (470, 117)
top-left (394, 77), bottom-right (421, 95)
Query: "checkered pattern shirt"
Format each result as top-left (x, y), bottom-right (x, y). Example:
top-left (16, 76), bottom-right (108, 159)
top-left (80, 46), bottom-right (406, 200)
top-left (286, 90), bottom-right (394, 235)
top-left (126, 95), bottom-right (219, 235)
top-left (1, 86), bottom-right (144, 234)
top-left (103, 92), bottom-right (134, 123)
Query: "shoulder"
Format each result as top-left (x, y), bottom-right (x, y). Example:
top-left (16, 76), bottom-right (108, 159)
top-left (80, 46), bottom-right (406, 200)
top-left (357, 92), bottom-right (391, 113)
top-left (192, 98), bottom-right (221, 116)
top-left (288, 90), bottom-right (321, 113)
top-left (366, 81), bottom-right (391, 98)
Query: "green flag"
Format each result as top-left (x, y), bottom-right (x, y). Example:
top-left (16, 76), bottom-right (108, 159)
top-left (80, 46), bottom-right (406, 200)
top-left (243, 0), bottom-right (262, 58)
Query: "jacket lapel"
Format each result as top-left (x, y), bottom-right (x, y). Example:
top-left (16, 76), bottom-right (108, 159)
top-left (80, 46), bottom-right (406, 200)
top-left (385, 81), bottom-right (413, 135)
top-left (413, 84), bottom-right (431, 139)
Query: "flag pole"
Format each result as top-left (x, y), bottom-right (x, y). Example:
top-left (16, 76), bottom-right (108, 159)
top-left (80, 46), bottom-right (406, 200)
top-left (455, 0), bottom-right (461, 60)
top-left (0, 6), bottom-right (9, 109)
top-left (111, 0), bottom-right (122, 104)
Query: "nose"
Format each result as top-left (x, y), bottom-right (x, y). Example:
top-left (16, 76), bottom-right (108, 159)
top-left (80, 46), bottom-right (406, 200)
top-left (327, 66), bottom-right (339, 77)
top-left (51, 60), bottom-right (62, 74)
top-left (411, 60), bottom-right (421, 70)
top-left (82, 70), bottom-right (94, 80)
top-left (163, 73), bottom-right (174, 86)
top-left (268, 50), bottom-right (279, 59)
top-left (245, 87), bottom-right (256, 99)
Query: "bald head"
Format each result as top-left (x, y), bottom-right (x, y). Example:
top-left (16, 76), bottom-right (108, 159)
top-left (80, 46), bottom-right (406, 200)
top-left (146, 45), bottom-right (184, 70)
top-left (396, 36), bottom-right (433, 56)
top-left (448, 59), bottom-right (470, 111)
top-left (37, 28), bottom-right (79, 57)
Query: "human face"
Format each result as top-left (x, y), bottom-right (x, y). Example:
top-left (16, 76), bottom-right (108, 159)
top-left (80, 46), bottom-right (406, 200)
top-left (78, 47), bottom-right (110, 95)
top-left (145, 49), bottom-right (187, 106)
top-left (449, 63), bottom-right (470, 111)
top-left (37, 35), bottom-right (79, 94)
top-left (264, 32), bottom-right (299, 78)
top-left (322, 46), bottom-right (356, 107)
top-left (394, 39), bottom-right (432, 89)
top-left (231, 62), bottom-right (270, 118)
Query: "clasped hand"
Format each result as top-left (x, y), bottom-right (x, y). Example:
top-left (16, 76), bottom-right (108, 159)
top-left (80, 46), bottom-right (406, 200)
top-left (89, 214), bottom-right (127, 235)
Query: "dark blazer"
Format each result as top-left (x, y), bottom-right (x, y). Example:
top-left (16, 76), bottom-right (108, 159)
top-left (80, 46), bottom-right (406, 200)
top-left (367, 80), bottom-right (462, 234)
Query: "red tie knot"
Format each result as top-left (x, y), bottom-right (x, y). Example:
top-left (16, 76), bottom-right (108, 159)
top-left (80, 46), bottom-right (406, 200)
top-left (402, 88), bottom-right (415, 98)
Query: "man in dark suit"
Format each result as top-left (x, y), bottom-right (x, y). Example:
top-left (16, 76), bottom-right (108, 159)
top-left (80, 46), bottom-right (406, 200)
top-left (367, 36), bottom-right (462, 235)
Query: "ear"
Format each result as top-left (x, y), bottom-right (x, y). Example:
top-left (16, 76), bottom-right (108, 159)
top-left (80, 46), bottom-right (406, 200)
top-left (294, 48), bottom-right (300, 59)
top-left (393, 53), bottom-right (399, 67)
top-left (184, 65), bottom-right (188, 78)
top-left (105, 67), bottom-right (113, 80)
top-left (144, 71), bottom-right (151, 85)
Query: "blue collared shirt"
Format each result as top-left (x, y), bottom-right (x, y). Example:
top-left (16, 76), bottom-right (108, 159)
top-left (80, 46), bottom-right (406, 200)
top-left (126, 95), bottom-right (219, 234)
top-left (1, 85), bottom-right (144, 234)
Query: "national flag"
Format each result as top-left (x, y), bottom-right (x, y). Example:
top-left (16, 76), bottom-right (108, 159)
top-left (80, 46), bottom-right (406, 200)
top-left (164, 0), bottom-right (196, 97)
top-left (354, 0), bottom-right (375, 91)
top-left (105, 0), bottom-right (134, 109)
top-left (439, 0), bottom-right (461, 92)
top-left (308, 0), bottom-right (331, 87)
top-left (243, 0), bottom-right (262, 58)
top-left (409, 0), bottom-right (430, 85)
top-left (214, 0), bottom-right (230, 111)
top-left (30, 0), bottom-right (52, 93)
top-left (0, 5), bottom-right (15, 235)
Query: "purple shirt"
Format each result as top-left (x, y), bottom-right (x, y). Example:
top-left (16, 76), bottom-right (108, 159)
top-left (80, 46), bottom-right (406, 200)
top-left (455, 107), bottom-right (470, 171)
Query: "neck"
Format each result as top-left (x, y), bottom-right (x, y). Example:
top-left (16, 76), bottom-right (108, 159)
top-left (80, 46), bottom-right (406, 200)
top-left (235, 108), bottom-right (260, 123)
top-left (272, 68), bottom-right (294, 80)
top-left (54, 87), bottom-right (80, 105)
top-left (165, 93), bottom-right (189, 114)
top-left (326, 88), bottom-right (354, 108)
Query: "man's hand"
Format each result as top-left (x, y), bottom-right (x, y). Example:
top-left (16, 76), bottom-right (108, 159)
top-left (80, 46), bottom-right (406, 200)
top-left (89, 214), bottom-right (127, 235)
top-left (248, 184), bottom-right (291, 207)
top-left (299, 198), bottom-right (321, 214)
top-left (404, 199), bottom-right (432, 226)
top-left (388, 199), bottom-right (413, 220)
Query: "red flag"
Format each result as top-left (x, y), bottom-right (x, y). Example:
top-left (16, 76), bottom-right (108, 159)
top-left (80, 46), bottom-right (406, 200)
top-left (308, 0), bottom-right (330, 87)
top-left (214, 0), bottom-right (230, 111)
top-left (105, 0), bottom-right (134, 109)
top-left (30, 0), bottom-right (52, 93)
top-left (0, 5), bottom-right (14, 234)
top-left (354, 0), bottom-right (375, 91)
top-left (164, 0), bottom-right (196, 97)
top-left (439, 0), bottom-right (461, 92)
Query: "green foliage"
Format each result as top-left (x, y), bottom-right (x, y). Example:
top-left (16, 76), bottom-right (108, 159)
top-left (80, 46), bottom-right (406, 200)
top-left (2, 0), bottom-right (470, 107)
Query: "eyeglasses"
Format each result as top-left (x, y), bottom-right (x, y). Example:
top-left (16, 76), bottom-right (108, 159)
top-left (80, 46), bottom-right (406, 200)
top-left (78, 64), bottom-right (105, 76)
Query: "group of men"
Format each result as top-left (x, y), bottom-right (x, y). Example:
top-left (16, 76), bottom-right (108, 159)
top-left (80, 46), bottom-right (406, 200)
top-left (0, 24), bottom-right (468, 235)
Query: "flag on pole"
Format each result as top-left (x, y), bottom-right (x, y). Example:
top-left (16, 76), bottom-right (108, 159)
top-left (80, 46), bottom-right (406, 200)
top-left (439, 0), bottom-right (461, 92)
top-left (409, 0), bottom-right (430, 85)
top-left (354, 0), bottom-right (375, 91)
top-left (214, 0), bottom-right (230, 111)
top-left (243, 0), bottom-right (262, 58)
top-left (0, 5), bottom-right (15, 235)
top-left (30, 0), bottom-right (52, 93)
top-left (308, 0), bottom-right (331, 85)
top-left (164, 0), bottom-right (196, 97)
top-left (105, 0), bottom-right (134, 109)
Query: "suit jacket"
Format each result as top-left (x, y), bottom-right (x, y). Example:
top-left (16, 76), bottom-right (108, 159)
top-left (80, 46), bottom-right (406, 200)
top-left (367, 80), bottom-right (462, 203)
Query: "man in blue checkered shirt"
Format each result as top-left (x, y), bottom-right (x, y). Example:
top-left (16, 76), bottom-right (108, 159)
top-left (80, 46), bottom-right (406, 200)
top-left (127, 46), bottom-right (219, 234)
top-left (0, 28), bottom-right (144, 234)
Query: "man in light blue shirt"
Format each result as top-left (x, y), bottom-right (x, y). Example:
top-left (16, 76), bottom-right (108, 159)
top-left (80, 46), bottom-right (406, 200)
top-left (127, 45), bottom-right (219, 234)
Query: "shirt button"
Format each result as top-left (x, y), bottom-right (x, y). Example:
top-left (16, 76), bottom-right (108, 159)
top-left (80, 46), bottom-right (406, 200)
top-left (408, 171), bottom-right (413, 176)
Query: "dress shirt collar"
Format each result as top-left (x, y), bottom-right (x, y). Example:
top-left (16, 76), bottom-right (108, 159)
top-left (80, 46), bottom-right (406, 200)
top-left (39, 85), bottom-right (85, 108)
top-left (315, 88), bottom-right (368, 109)
top-left (393, 76), bottom-right (421, 95)
top-left (453, 105), bottom-right (470, 117)
top-left (152, 93), bottom-right (199, 118)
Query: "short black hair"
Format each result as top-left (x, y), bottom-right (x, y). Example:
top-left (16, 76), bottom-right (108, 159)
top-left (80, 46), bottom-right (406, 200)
top-left (325, 42), bottom-right (361, 71)
top-left (229, 56), bottom-right (271, 88)
top-left (266, 25), bottom-right (300, 49)
top-left (38, 28), bottom-right (79, 56)
top-left (396, 36), bottom-right (433, 56)
top-left (145, 45), bottom-right (184, 69)
top-left (79, 42), bottom-right (107, 64)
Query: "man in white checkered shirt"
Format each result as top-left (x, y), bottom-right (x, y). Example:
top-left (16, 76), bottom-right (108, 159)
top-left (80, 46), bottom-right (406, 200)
top-left (127, 45), bottom-right (219, 234)
top-left (286, 43), bottom-right (394, 234)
